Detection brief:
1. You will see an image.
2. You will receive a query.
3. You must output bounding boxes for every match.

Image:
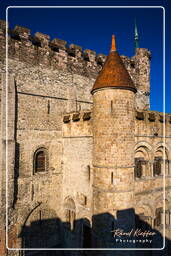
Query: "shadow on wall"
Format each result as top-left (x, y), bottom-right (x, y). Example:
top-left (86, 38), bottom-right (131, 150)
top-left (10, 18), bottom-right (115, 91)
top-left (16, 208), bottom-right (171, 256)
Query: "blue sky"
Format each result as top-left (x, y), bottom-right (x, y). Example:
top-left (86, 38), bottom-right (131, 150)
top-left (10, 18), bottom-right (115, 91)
top-left (1, 0), bottom-right (170, 113)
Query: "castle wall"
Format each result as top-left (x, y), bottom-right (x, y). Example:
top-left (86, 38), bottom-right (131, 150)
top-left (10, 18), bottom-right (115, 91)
top-left (0, 19), bottom-right (170, 253)
top-left (134, 111), bottom-right (171, 242)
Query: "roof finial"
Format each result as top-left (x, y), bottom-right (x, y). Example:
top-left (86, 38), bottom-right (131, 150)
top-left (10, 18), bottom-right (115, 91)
top-left (134, 19), bottom-right (139, 50)
top-left (111, 35), bottom-right (116, 52)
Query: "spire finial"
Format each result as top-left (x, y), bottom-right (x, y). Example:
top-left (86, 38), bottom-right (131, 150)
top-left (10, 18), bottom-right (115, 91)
top-left (134, 19), bottom-right (139, 49)
top-left (111, 35), bottom-right (116, 52)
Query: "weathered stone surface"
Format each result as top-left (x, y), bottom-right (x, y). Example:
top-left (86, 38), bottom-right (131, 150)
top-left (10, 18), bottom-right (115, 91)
top-left (0, 22), bottom-right (170, 255)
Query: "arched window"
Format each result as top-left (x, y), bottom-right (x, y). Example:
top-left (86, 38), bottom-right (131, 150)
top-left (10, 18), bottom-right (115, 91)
top-left (64, 198), bottom-right (76, 231)
top-left (134, 158), bottom-right (143, 178)
top-left (153, 146), bottom-right (169, 176)
top-left (134, 146), bottom-right (149, 179)
top-left (34, 148), bottom-right (48, 174)
top-left (154, 207), bottom-right (163, 227)
top-left (153, 157), bottom-right (162, 176)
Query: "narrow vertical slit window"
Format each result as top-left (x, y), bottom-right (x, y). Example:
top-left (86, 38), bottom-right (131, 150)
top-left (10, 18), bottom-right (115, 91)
top-left (47, 100), bottom-right (50, 114)
top-left (111, 172), bottom-right (113, 184)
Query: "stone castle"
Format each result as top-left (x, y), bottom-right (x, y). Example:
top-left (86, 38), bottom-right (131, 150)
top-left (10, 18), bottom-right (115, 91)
top-left (0, 19), bottom-right (171, 256)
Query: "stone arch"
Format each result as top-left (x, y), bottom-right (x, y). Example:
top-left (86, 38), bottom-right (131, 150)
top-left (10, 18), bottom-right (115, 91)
top-left (134, 142), bottom-right (152, 178)
top-left (18, 202), bottom-right (61, 248)
top-left (154, 141), bottom-right (170, 154)
top-left (153, 144), bottom-right (169, 176)
top-left (135, 201), bottom-right (154, 228)
top-left (154, 195), bottom-right (171, 228)
top-left (155, 194), bottom-right (171, 210)
top-left (33, 146), bottom-right (49, 174)
top-left (135, 141), bottom-right (152, 153)
top-left (64, 197), bottom-right (76, 230)
top-left (154, 143), bottom-right (169, 159)
top-left (64, 197), bottom-right (76, 211)
top-left (135, 201), bottom-right (154, 217)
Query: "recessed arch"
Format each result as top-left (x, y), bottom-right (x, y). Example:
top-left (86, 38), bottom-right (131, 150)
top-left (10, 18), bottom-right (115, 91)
top-left (18, 203), bottom-right (61, 248)
top-left (135, 144), bottom-right (151, 179)
top-left (135, 141), bottom-right (152, 153)
top-left (64, 197), bottom-right (76, 231)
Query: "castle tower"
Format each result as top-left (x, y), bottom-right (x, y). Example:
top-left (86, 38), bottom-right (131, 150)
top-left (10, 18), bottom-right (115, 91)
top-left (91, 36), bottom-right (136, 250)
top-left (133, 21), bottom-right (151, 110)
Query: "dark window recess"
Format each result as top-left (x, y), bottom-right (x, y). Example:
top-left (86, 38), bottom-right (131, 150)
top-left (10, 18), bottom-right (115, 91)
top-left (153, 157), bottom-right (162, 176)
top-left (136, 112), bottom-right (144, 120)
top-left (72, 113), bottom-right (80, 122)
top-left (154, 207), bottom-right (163, 227)
top-left (84, 196), bottom-right (87, 205)
top-left (66, 48), bottom-right (76, 57)
top-left (134, 158), bottom-right (144, 178)
top-left (96, 60), bottom-right (103, 66)
top-left (87, 165), bottom-right (91, 181)
top-left (159, 115), bottom-right (164, 123)
top-left (144, 91), bottom-right (150, 96)
top-left (8, 29), bottom-right (21, 40)
top-left (130, 62), bottom-right (135, 68)
top-left (169, 117), bottom-right (171, 124)
top-left (47, 100), bottom-right (50, 114)
top-left (63, 115), bottom-right (70, 123)
top-left (148, 113), bottom-right (155, 122)
top-left (111, 101), bottom-right (113, 113)
top-left (83, 112), bottom-right (91, 121)
top-left (29, 35), bottom-right (41, 47)
top-left (111, 172), bottom-right (113, 184)
top-left (83, 52), bottom-right (90, 61)
top-left (35, 151), bottom-right (46, 172)
top-left (48, 42), bottom-right (59, 52)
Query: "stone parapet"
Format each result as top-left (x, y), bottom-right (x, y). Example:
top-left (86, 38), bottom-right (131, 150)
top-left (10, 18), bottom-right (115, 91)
top-left (63, 111), bottom-right (92, 137)
top-left (136, 111), bottom-right (171, 123)
top-left (0, 20), bottom-right (106, 79)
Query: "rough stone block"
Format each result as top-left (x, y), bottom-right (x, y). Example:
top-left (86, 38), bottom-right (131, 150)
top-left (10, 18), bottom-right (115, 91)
top-left (14, 25), bottom-right (30, 37)
top-left (50, 38), bottom-right (67, 50)
top-left (0, 19), bottom-right (7, 31)
top-left (69, 43), bottom-right (82, 51)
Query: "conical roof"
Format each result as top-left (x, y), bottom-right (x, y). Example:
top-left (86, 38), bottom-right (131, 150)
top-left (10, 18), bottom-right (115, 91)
top-left (91, 35), bottom-right (136, 94)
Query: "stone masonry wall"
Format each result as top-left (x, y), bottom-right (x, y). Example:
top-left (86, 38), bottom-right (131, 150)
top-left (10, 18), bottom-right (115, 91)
top-left (92, 89), bottom-right (135, 250)
top-left (0, 17), bottom-right (169, 254)
top-left (0, 19), bottom-right (151, 111)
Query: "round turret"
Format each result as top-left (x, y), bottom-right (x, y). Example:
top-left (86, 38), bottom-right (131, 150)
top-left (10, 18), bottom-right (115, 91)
top-left (92, 36), bottom-right (136, 251)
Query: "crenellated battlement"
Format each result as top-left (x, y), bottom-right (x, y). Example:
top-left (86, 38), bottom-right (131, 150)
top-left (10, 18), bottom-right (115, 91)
top-left (136, 111), bottom-right (171, 124)
top-left (63, 111), bottom-right (92, 137)
top-left (0, 19), bottom-right (151, 110)
top-left (0, 20), bottom-right (107, 79)
top-left (135, 111), bottom-right (171, 138)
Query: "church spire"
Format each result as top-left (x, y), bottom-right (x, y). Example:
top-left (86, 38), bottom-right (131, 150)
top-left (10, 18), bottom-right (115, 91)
top-left (111, 34), bottom-right (116, 52)
top-left (134, 19), bottom-right (139, 49)
top-left (91, 35), bottom-right (136, 94)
